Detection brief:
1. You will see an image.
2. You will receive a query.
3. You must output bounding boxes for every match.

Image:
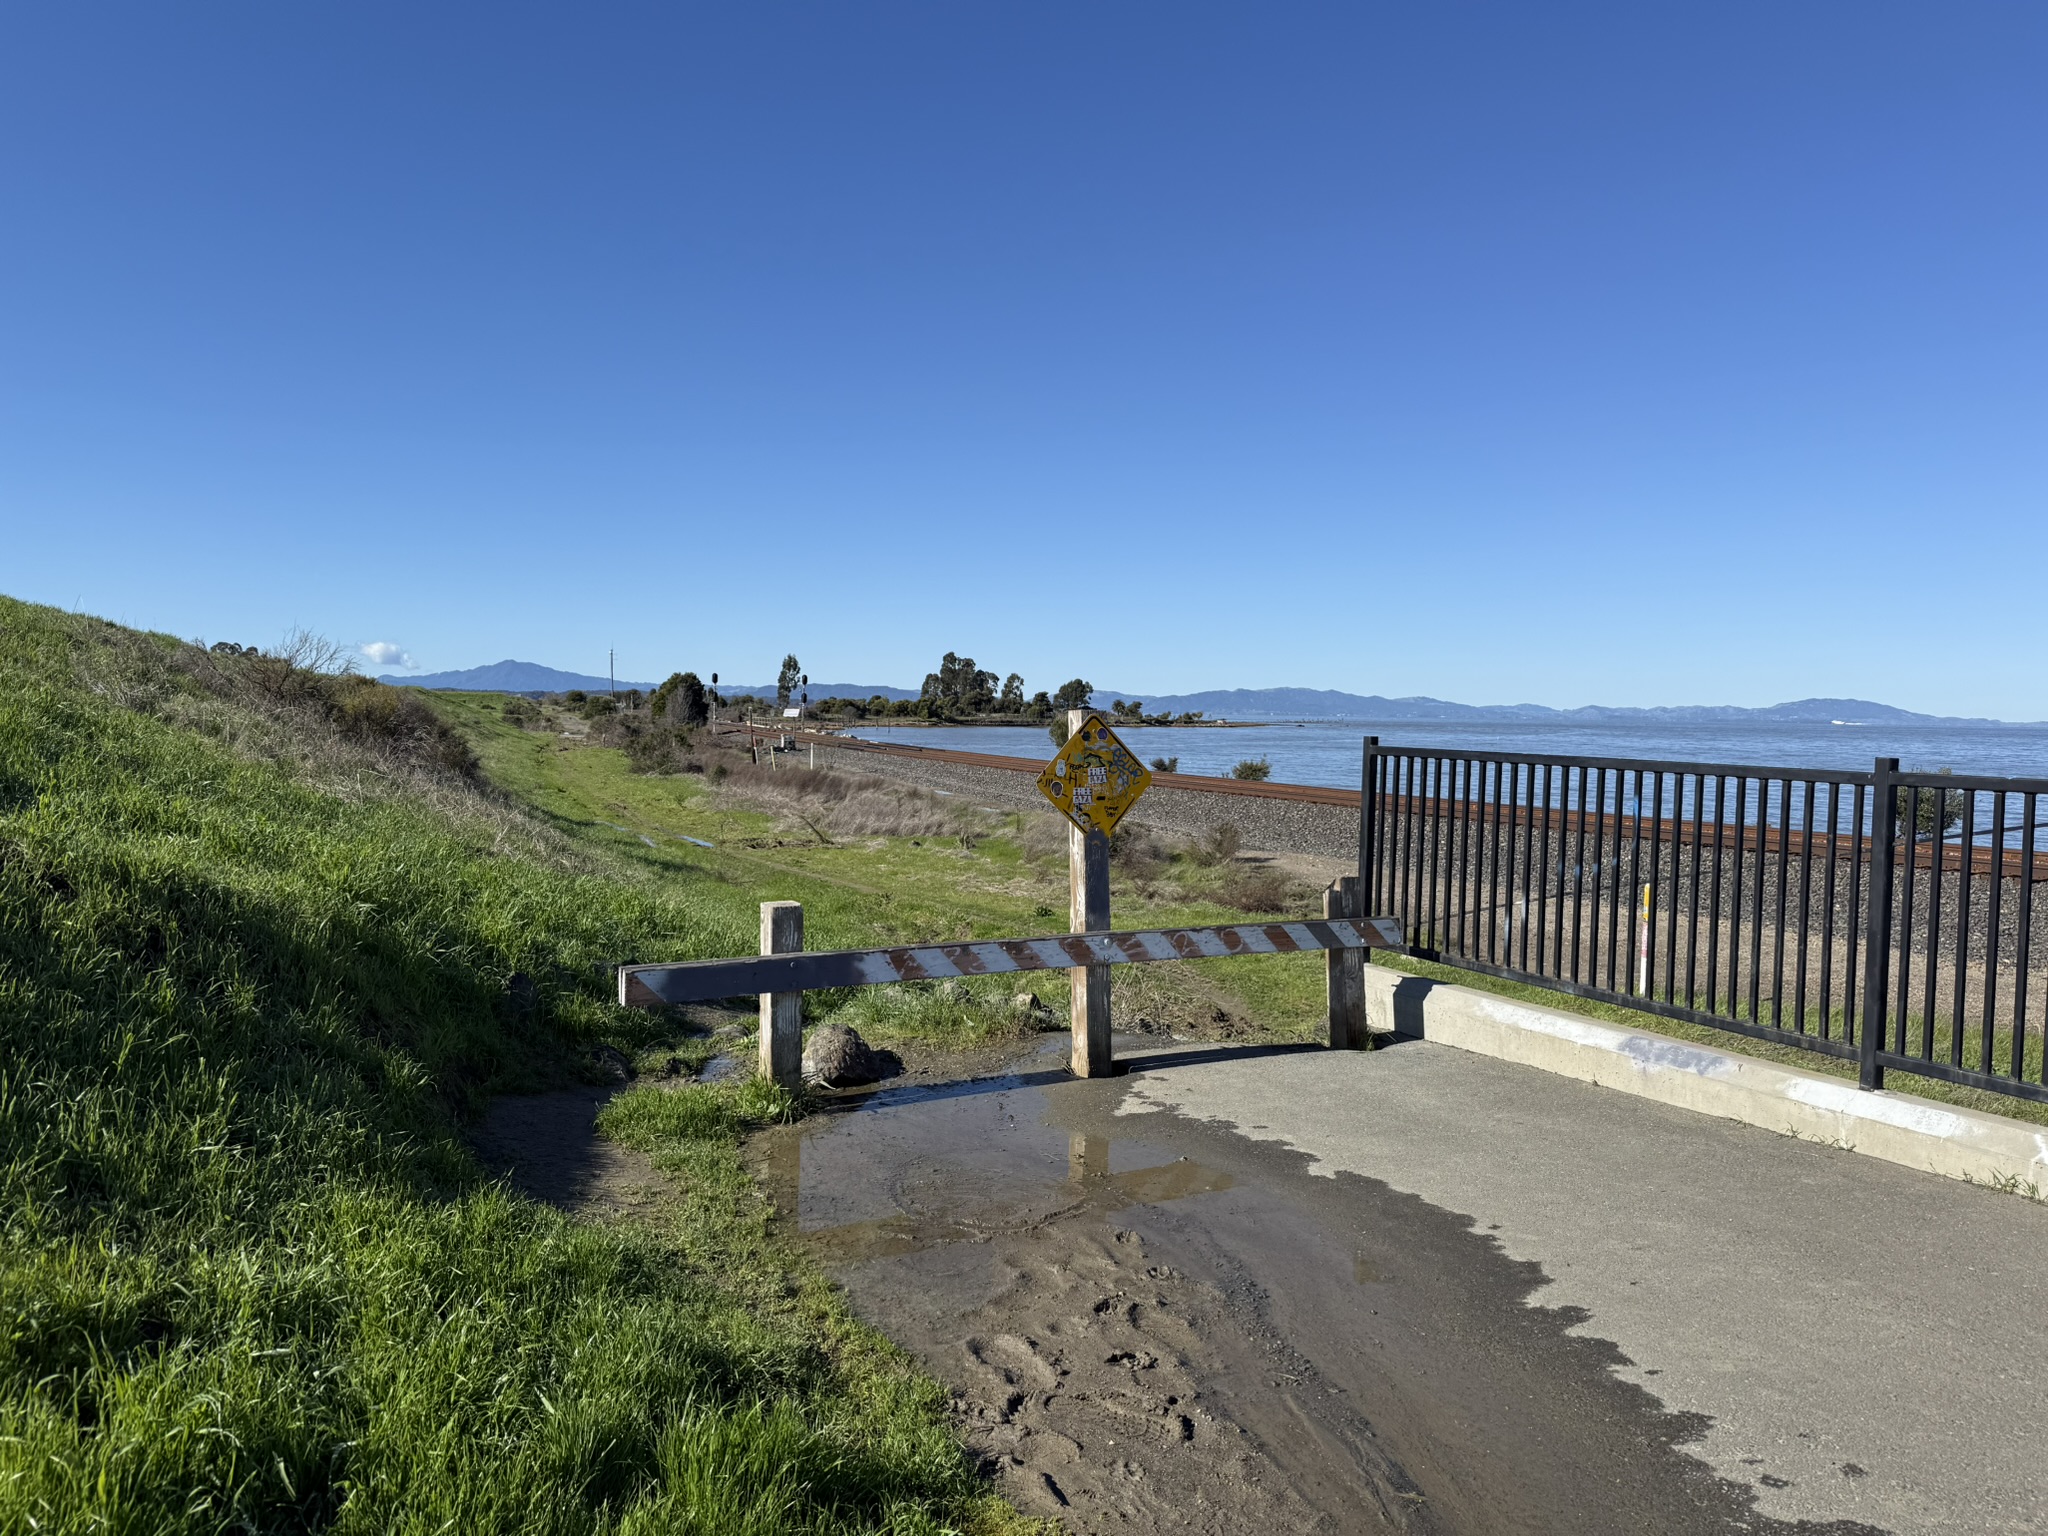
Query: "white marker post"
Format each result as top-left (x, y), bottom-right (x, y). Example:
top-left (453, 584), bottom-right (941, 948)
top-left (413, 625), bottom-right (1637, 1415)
top-left (1637, 882), bottom-right (1653, 995)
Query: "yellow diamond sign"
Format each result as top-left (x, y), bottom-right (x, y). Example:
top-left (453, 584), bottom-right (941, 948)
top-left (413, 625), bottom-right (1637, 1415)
top-left (1037, 715), bottom-right (1152, 836)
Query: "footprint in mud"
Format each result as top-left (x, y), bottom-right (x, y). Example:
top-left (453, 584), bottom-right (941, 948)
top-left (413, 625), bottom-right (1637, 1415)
top-left (922, 1221), bottom-right (1335, 1532)
top-left (965, 1332), bottom-right (1064, 1395)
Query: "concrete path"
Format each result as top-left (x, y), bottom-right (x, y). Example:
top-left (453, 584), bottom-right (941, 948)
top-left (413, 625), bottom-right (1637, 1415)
top-left (1118, 1038), bottom-right (2048, 1535)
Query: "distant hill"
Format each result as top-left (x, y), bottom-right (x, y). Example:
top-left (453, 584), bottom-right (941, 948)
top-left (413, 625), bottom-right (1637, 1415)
top-left (1090, 688), bottom-right (2020, 726)
top-left (383, 660), bottom-right (919, 700)
top-left (383, 661), bottom-right (661, 694)
top-left (379, 663), bottom-right (2022, 724)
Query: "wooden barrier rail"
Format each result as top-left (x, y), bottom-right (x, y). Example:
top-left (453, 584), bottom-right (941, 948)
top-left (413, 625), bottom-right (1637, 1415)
top-left (619, 890), bottom-right (1401, 1084)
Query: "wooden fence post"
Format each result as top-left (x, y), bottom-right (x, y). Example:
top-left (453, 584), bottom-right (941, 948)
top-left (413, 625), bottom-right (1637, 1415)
top-left (760, 900), bottom-right (804, 1087)
top-left (1326, 876), bottom-right (1367, 1049)
top-left (1068, 708), bottom-right (1115, 1077)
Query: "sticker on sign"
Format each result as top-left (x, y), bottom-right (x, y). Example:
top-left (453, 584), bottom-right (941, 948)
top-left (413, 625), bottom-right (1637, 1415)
top-left (1036, 715), bottom-right (1152, 836)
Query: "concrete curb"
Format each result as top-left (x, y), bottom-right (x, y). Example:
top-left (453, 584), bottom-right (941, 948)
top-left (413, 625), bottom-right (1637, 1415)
top-left (1364, 966), bottom-right (2048, 1195)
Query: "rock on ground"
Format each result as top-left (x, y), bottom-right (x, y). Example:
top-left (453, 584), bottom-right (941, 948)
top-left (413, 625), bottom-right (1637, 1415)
top-left (802, 1024), bottom-right (901, 1087)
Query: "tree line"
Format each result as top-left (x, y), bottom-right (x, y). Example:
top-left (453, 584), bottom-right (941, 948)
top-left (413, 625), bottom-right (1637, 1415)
top-left (624, 650), bottom-right (1204, 727)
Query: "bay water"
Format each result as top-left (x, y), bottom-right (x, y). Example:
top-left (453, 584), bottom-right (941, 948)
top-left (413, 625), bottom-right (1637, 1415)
top-left (847, 720), bottom-right (2048, 791)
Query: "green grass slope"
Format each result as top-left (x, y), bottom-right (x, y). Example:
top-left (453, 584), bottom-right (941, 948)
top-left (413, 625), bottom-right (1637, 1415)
top-left (0, 599), bottom-right (1013, 1535)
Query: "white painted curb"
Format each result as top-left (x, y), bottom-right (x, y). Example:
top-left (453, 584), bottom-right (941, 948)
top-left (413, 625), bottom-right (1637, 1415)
top-left (1364, 966), bottom-right (2048, 1195)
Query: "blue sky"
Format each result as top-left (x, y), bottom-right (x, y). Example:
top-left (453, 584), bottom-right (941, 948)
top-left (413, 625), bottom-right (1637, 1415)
top-left (3, 4), bottom-right (2043, 715)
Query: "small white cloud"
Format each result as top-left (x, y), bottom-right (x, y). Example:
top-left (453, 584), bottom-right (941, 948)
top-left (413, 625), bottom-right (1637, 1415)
top-left (361, 641), bottom-right (415, 671)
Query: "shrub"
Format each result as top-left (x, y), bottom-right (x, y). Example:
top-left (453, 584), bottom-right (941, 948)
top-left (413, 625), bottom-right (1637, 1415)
top-left (1109, 824), bottom-right (1167, 878)
top-left (1231, 757), bottom-right (1272, 781)
top-left (182, 640), bottom-right (477, 780)
top-left (1185, 822), bottom-right (1242, 866)
top-left (1149, 756), bottom-right (1179, 773)
top-left (1048, 717), bottom-right (1071, 748)
top-left (651, 672), bottom-right (709, 727)
top-left (1898, 768), bottom-right (1966, 841)
top-left (625, 725), bottom-right (700, 777)
top-left (326, 676), bottom-right (480, 778)
top-left (1220, 863), bottom-right (1292, 913)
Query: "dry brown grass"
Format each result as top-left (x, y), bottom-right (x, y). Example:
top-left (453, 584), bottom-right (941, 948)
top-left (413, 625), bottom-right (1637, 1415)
top-left (1183, 822), bottom-right (1242, 866)
top-left (66, 619), bottom-right (576, 871)
top-left (1109, 825), bottom-right (1172, 888)
top-left (711, 761), bottom-right (988, 843)
top-left (1019, 811), bottom-right (1070, 866)
top-left (1217, 862), bottom-right (1297, 913)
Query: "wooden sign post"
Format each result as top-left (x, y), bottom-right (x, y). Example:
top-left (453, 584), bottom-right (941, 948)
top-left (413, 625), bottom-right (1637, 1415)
top-left (1068, 787), bottom-right (1113, 1077)
top-left (1037, 710), bottom-right (1153, 1078)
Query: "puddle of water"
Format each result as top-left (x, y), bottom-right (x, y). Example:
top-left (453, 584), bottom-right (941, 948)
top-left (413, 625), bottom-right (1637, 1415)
top-left (758, 1070), bottom-right (1232, 1267)
top-left (749, 1058), bottom-right (1422, 1532)
top-left (599, 819), bottom-right (659, 848)
top-left (698, 1053), bottom-right (746, 1082)
top-left (746, 1048), bottom-right (1860, 1536)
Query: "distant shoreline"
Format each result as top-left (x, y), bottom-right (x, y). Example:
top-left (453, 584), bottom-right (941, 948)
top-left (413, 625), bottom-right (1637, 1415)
top-left (799, 717), bottom-right (1265, 730)
top-left (383, 665), bottom-right (2043, 728)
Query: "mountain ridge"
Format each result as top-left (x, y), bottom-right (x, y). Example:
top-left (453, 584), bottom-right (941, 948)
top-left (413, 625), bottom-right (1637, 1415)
top-left (1090, 688), bottom-right (2026, 726)
top-left (380, 662), bottom-right (2031, 725)
top-left (382, 659), bottom-right (918, 699)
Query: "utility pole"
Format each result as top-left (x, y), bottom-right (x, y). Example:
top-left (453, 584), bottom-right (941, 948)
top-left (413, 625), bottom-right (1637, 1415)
top-left (609, 649), bottom-right (616, 698)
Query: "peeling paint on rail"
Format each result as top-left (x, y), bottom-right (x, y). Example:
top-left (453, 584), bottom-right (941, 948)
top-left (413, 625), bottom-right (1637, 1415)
top-left (618, 917), bottom-right (1405, 1007)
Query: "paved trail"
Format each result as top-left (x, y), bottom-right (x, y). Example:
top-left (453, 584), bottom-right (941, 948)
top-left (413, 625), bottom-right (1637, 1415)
top-left (771, 1037), bottom-right (2048, 1535)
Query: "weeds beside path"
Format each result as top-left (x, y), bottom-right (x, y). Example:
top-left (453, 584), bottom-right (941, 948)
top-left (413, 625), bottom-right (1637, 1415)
top-left (0, 598), bottom-right (1032, 1535)
top-left (433, 691), bottom-right (1346, 1047)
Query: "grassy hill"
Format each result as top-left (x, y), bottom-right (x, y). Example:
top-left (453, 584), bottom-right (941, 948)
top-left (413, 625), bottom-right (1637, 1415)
top-left (0, 598), bottom-right (1024, 1534)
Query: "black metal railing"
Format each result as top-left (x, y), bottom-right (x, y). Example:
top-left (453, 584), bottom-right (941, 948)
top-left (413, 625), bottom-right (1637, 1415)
top-left (1359, 739), bottom-right (2048, 1107)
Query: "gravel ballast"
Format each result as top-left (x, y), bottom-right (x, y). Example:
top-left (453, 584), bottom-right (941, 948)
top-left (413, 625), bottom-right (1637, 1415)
top-left (813, 744), bottom-right (1360, 862)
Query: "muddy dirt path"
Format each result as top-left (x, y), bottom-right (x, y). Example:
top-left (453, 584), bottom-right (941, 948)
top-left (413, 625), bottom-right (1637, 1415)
top-left (756, 1040), bottom-right (1883, 1536)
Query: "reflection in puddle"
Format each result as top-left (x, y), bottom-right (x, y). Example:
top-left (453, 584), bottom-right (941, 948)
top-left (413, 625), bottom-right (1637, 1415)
top-left (756, 1074), bottom-right (1233, 1267)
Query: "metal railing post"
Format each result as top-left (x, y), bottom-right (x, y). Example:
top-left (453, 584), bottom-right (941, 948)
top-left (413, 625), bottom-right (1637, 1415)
top-left (1358, 736), bottom-right (1380, 927)
top-left (1858, 758), bottom-right (1900, 1092)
